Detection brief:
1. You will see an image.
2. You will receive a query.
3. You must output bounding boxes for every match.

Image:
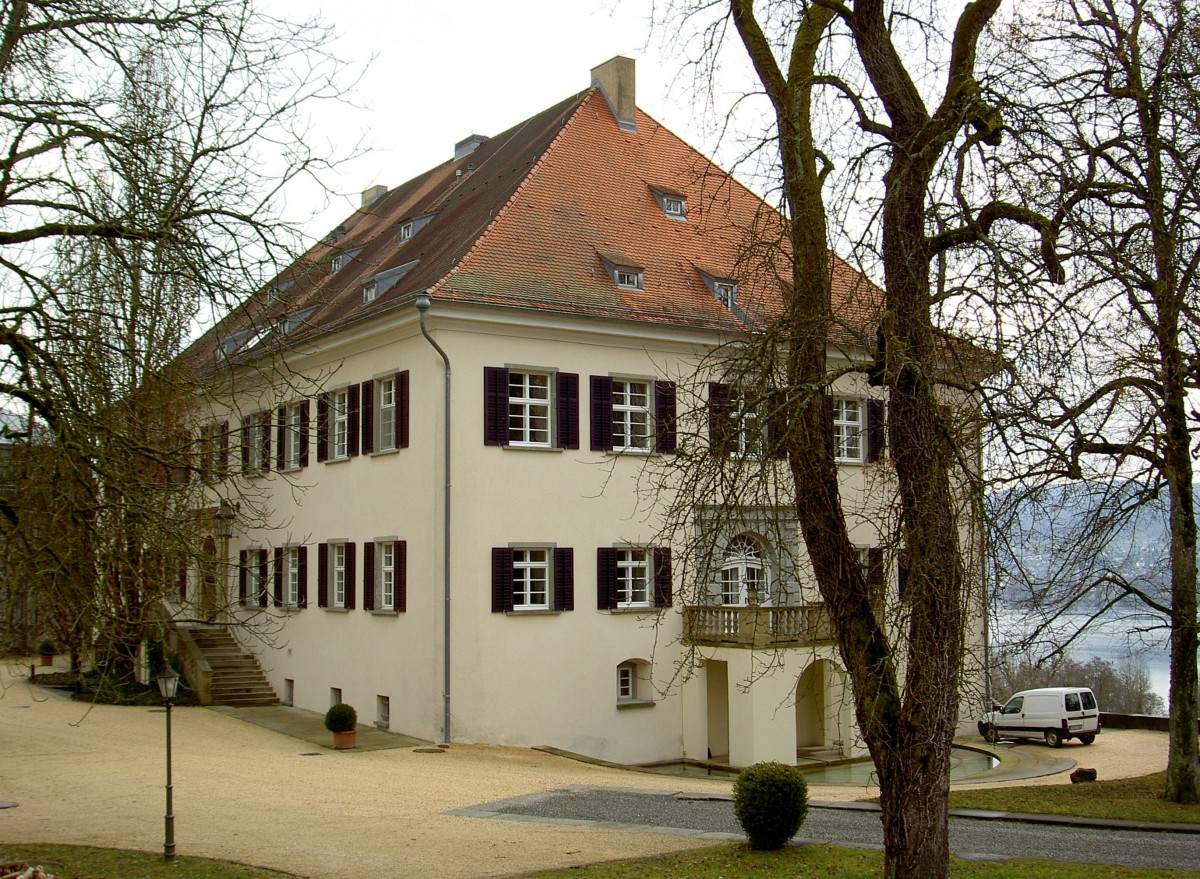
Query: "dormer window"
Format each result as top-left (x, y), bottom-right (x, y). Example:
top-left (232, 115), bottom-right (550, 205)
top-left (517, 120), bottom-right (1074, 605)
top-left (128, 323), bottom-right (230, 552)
top-left (362, 280), bottom-right (378, 304)
top-left (360, 260), bottom-right (418, 307)
top-left (399, 222), bottom-right (413, 242)
top-left (650, 187), bottom-right (688, 221)
top-left (616, 269), bottom-right (643, 291)
top-left (331, 254), bottom-right (346, 273)
top-left (396, 213), bottom-right (435, 244)
top-left (715, 282), bottom-right (737, 307)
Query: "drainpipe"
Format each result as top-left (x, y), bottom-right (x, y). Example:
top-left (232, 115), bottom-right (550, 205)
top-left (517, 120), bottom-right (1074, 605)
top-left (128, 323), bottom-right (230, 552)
top-left (415, 292), bottom-right (452, 743)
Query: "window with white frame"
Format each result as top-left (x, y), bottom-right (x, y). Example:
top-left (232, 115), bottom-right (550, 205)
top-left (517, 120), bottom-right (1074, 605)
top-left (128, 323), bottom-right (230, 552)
top-left (378, 540), bottom-right (396, 611)
top-left (362, 280), bottom-right (378, 304)
top-left (733, 392), bottom-right (765, 457)
top-left (615, 268), bottom-right (643, 290)
top-left (512, 547), bottom-right (550, 609)
top-left (833, 398), bottom-right (864, 462)
top-left (284, 547), bottom-right (301, 606)
top-left (720, 534), bottom-right (765, 606)
top-left (332, 543), bottom-right (347, 608)
top-left (662, 196), bottom-right (686, 217)
top-left (331, 254), bottom-right (345, 273)
top-left (378, 377), bottom-right (397, 451)
top-left (507, 371), bottom-right (551, 446)
top-left (617, 662), bottom-right (637, 700)
top-left (399, 221), bottom-right (413, 242)
top-left (244, 412), bottom-right (269, 473)
top-left (714, 282), bottom-right (737, 308)
top-left (612, 380), bottom-right (652, 451)
top-left (245, 553), bottom-right (263, 605)
top-left (331, 389), bottom-right (350, 459)
top-left (283, 403), bottom-right (305, 470)
top-left (616, 548), bottom-right (651, 607)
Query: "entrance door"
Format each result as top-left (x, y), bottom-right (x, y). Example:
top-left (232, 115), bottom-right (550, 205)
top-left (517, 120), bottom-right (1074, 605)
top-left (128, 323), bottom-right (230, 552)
top-left (705, 660), bottom-right (729, 761)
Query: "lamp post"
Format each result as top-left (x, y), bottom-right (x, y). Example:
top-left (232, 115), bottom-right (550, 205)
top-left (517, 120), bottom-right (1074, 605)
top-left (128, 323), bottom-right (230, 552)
top-left (156, 667), bottom-right (179, 862)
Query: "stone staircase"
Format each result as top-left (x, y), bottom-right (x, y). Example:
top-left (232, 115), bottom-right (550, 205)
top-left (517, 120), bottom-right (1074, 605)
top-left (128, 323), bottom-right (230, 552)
top-left (184, 626), bottom-right (279, 707)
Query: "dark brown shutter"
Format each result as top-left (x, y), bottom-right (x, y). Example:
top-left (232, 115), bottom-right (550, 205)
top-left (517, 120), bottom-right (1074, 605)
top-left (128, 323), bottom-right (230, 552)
top-left (709, 383), bottom-right (732, 454)
top-left (653, 547), bottom-right (673, 607)
top-left (654, 381), bottom-right (676, 453)
top-left (260, 413), bottom-right (272, 472)
top-left (316, 393), bottom-right (329, 462)
top-left (178, 564), bottom-right (188, 602)
top-left (897, 549), bottom-right (910, 601)
top-left (556, 372), bottom-right (579, 449)
top-left (317, 543), bottom-right (329, 607)
top-left (867, 400), bottom-right (886, 463)
top-left (554, 547), bottom-right (574, 611)
top-left (491, 547), bottom-right (514, 612)
top-left (218, 422), bottom-right (229, 475)
top-left (867, 546), bottom-right (884, 615)
top-left (276, 406), bottom-right (287, 470)
top-left (597, 547), bottom-right (618, 610)
top-left (360, 380), bottom-right (375, 455)
top-left (483, 367), bottom-right (509, 446)
top-left (590, 375), bottom-right (613, 451)
top-left (297, 546), bottom-right (308, 608)
top-left (299, 400), bottom-right (310, 467)
top-left (767, 390), bottom-right (789, 459)
top-left (362, 541), bottom-right (376, 611)
top-left (822, 393), bottom-right (836, 459)
top-left (396, 541), bottom-right (407, 612)
top-left (348, 384), bottom-right (361, 458)
top-left (344, 542), bottom-right (357, 609)
top-left (257, 549), bottom-right (269, 607)
top-left (241, 423), bottom-right (251, 471)
top-left (273, 547), bottom-right (284, 605)
top-left (397, 371), bottom-right (410, 449)
top-left (238, 550), bottom-right (248, 603)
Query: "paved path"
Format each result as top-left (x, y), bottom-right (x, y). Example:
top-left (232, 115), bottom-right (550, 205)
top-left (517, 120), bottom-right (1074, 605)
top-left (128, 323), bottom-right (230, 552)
top-left (458, 787), bottom-right (1200, 871)
top-left (0, 665), bottom-right (1182, 878)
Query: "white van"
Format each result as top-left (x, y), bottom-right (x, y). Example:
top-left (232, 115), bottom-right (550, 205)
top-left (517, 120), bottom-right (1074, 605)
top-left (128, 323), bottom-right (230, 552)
top-left (977, 687), bottom-right (1100, 747)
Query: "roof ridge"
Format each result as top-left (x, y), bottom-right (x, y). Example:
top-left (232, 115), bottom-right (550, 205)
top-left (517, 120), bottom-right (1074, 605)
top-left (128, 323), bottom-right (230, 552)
top-left (427, 89), bottom-right (594, 297)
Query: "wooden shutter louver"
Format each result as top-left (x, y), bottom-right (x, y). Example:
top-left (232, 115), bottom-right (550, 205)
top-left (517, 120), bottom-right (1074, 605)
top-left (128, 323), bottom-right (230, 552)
top-left (556, 372), bottom-right (579, 449)
top-left (654, 381), bottom-right (676, 453)
top-left (317, 543), bottom-right (329, 607)
top-left (867, 400), bottom-right (886, 463)
top-left (257, 549), bottom-right (269, 607)
top-left (299, 400), bottom-right (310, 467)
top-left (360, 380), bottom-right (375, 455)
top-left (590, 375), bottom-right (614, 451)
top-left (483, 367), bottom-right (509, 446)
top-left (276, 406), bottom-right (287, 470)
top-left (396, 540), bottom-right (407, 612)
top-left (553, 547), bottom-right (574, 611)
top-left (653, 547), bottom-right (673, 607)
top-left (362, 541), bottom-right (376, 611)
top-left (297, 546), bottom-right (308, 608)
top-left (491, 547), bottom-right (514, 612)
top-left (708, 383), bottom-right (733, 454)
top-left (596, 547), bottom-right (618, 610)
top-left (348, 385), bottom-right (361, 457)
top-left (238, 549), bottom-right (248, 603)
top-left (397, 370), bottom-right (410, 449)
top-left (273, 547), bottom-right (284, 605)
top-left (344, 542), bottom-right (357, 608)
top-left (316, 394), bottom-right (329, 462)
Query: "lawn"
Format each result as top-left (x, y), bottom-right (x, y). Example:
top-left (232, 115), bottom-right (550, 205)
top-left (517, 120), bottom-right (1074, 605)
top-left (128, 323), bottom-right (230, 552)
top-left (0, 845), bottom-right (294, 879)
top-left (512, 844), bottom-right (1191, 878)
top-left (949, 771), bottom-right (1200, 824)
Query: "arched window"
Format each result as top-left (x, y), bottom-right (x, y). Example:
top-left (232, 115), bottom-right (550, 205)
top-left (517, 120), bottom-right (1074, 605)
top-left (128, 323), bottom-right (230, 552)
top-left (720, 534), bottom-right (765, 606)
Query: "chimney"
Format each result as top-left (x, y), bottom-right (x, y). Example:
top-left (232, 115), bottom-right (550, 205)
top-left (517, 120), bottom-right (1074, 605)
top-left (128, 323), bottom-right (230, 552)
top-left (454, 134), bottom-right (489, 161)
top-left (361, 184), bottom-right (387, 207)
top-left (590, 56), bottom-right (636, 132)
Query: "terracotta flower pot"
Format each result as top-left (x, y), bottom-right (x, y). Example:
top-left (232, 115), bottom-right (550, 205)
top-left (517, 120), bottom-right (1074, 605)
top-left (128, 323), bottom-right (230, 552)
top-left (332, 730), bottom-right (356, 750)
top-left (39, 655), bottom-right (53, 666)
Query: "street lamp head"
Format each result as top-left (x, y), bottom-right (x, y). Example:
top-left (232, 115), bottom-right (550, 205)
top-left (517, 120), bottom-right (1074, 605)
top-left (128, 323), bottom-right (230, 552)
top-left (214, 500), bottom-right (236, 540)
top-left (156, 667), bottom-right (179, 702)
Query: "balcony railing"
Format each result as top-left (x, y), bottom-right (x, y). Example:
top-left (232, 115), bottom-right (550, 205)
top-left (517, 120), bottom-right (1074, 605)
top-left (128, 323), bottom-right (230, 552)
top-left (682, 603), bottom-right (833, 649)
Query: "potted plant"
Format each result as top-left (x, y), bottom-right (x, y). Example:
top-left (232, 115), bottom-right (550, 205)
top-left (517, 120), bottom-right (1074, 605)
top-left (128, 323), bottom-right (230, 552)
top-left (37, 640), bottom-right (56, 667)
top-left (325, 702), bottom-right (357, 749)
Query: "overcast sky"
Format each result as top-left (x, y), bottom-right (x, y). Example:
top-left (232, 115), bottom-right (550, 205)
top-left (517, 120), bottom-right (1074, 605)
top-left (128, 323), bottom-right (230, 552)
top-left (264, 0), bottom-right (734, 244)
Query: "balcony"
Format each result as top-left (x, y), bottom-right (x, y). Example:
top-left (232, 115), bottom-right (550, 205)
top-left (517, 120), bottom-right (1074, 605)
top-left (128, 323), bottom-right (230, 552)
top-left (683, 603), bottom-right (834, 649)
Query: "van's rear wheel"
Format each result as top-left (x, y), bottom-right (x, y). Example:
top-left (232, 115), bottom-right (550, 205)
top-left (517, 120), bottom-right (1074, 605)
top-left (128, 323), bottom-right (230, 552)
top-left (1079, 734), bottom-right (1095, 745)
top-left (1044, 728), bottom-right (1063, 748)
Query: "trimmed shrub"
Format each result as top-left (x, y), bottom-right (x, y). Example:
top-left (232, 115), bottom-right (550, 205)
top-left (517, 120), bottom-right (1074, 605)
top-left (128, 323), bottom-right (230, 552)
top-left (324, 702), bottom-right (357, 733)
top-left (733, 761), bottom-right (809, 850)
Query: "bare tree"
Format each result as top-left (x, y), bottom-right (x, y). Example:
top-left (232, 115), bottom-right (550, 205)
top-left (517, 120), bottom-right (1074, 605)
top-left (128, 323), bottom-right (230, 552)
top-left (654, 2), bottom-right (1062, 876)
top-left (0, 1), bottom-right (346, 682)
top-left (986, 0), bottom-right (1199, 804)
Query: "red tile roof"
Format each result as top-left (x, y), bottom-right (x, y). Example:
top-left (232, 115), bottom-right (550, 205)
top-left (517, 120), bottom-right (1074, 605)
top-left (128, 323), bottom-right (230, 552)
top-left (188, 81), bottom-right (882, 370)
